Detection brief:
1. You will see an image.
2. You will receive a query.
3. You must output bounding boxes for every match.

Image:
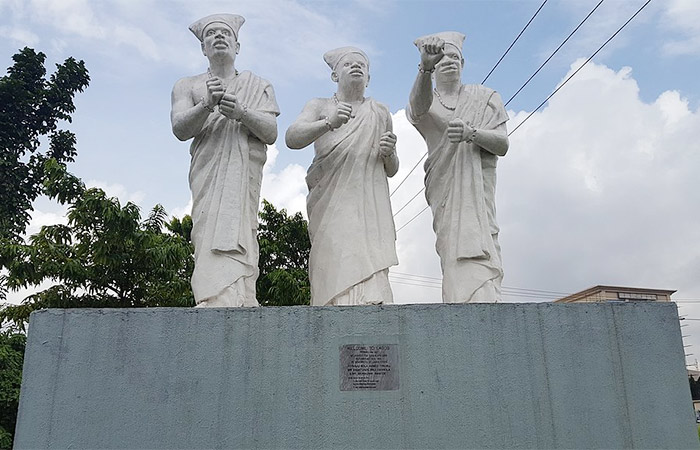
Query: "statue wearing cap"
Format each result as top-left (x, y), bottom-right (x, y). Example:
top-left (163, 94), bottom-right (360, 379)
top-left (171, 14), bottom-right (279, 307)
top-left (407, 31), bottom-right (510, 303)
top-left (286, 47), bottom-right (399, 306)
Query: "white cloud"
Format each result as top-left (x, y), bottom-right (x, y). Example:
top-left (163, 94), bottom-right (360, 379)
top-left (387, 110), bottom-right (443, 304)
top-left (4, 279), bottom-right (57, 306)
top-left (542, 0), bottom-right (661, 64)
top-left (25, 208), bottom-right (68, 237)
top-left (85, 180), bottom-right (146, 207)
top-left (385, 60), bottom-right (700, 309)
top-left (2, 0), bottom-right (377, 79)
top-left (0, 25), bottom-right (39, 46)
top-left (662, 0), bottom-right (700, 55)
top-left (170, 198), bottom-right (192, 220)
top-left (261, 144), bottom-right (308, 216)
top-left (501, 60), bottom-right (700, 300)
top-left (29, 0), bottom-right (105, 38)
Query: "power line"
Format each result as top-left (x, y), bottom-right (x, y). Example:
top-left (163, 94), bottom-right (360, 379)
top-left (390, 152), bottom-right (427, 198)
top-left (508, 0), bottom-right (652, 136)
top-left (389, 279), bottom-right (441, 289)
top-left (390, 0), bottom-right (551, 204)
top-left (395, 204), bottom-right (430, 233)
top-left (389, 273), bottom-right (442, 286)
top-left (393, 187), bottom-right (425, 217)
top-left (482, 0), bottom-right (549, 84)
top-left (504, 0), bottom-right (605, 107)
top-left (390, 0), bottom-right (585, 215)
top-left (390, 271), bottom-right (574, 297)
top-left (391, 271), bottom-right (441, 281)
top-left (394, 0), bottom-right (652, 233)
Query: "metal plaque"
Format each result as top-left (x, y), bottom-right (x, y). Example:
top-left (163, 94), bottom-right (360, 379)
top-left (339, 344), bottom-right (399, 391)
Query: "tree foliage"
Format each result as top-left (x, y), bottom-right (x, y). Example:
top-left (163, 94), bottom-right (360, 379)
top-left (257, 199), bottom-right (310, 306)
top-left (690, 376), bottom-right (700, 401)
top-left (0, 47), bottom-right (89, 243)
top-left (0, 47), bottom-right (311, 448)
top-left (0, 331), bottom-right (24, 450)
top-left (1, 162), bottom-right (195, 330)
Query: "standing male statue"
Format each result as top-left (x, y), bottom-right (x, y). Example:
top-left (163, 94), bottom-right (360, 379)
top-left (286, 47), bottom-right (399, 306)
top-left (171, 14), bottom-right (279, 307)
top-left (407, 32), bottom-right (509, 303)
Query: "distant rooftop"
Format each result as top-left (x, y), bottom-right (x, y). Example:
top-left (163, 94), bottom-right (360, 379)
top-left (554, 285), bottom-right (676, 303)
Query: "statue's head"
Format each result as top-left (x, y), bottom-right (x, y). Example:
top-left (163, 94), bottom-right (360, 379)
top-left (324, 47), bottom-right (370, 89)
top-left (189, 14), bottom-right (245, 63)
top-left (416, 31), bottom-right (465, 81)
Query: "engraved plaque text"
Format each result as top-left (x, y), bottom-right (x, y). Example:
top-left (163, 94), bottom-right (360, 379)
top-left (340, 344), bottom-right (399, 391)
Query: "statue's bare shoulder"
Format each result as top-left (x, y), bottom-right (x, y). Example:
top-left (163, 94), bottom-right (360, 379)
top-left (298, 97), bottom-right (333, 120)
top-left (172, 73), bottom-right (206, 97)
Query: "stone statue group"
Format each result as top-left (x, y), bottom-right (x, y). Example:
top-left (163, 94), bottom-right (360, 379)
top-left (171, 14), bottom-right (510, 308)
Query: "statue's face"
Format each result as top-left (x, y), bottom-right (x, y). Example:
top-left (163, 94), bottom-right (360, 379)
top-left (201, 23), bottom-right (239, 60)
top-left (333, 53), bottom-right (370, 87)
top-left (435, 46), bottom-right (463, 80)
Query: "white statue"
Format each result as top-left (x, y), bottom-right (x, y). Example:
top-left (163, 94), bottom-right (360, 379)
top-left (286, 47), bottom-right (399, 306)
top-left (170, 14), bottom-right (279, 307)
top-left (407, 32), bottom-right (509, 303)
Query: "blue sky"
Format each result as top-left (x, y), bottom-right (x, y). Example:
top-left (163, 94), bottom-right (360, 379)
top-left (3, 0), bottom-right (700, 362)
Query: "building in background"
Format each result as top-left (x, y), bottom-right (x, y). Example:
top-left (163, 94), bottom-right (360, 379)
top-left (554, 285), bottom-right (675, 304)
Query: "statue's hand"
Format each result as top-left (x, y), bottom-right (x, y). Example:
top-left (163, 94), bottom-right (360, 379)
top-left (419, 36), bottom-right (445, 72)
top-left (205, 77), bottom-right (225, 108)
top-left (448, 119), bottom-right (475, 143)
top-left (328, 101), bottom-right (352, 129)
top-left (379, 131), bottom-right (397, 157)
top-left (219, 93), bottom-right (246, 120)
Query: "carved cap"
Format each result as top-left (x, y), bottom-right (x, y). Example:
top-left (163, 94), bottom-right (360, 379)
top-left (189, 14), bottom-right (245, 42)
top-left (323, 46), bottom-right (369, 72)
top-left (414, 31), bottom-right (465, 58)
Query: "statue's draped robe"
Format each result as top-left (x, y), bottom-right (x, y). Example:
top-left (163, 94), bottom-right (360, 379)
top-left (409, 84), bottom-right (508, 303)
top-left (188, 71), bottom-right (279, 305)
top-left (306, 98), bottom-right (398, 306)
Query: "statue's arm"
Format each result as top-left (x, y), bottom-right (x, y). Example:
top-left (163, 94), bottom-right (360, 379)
top-left (408, 70), bottom-right (434, 120)
top-left (408, 38), bottom-right (443, 121)
top-left (473, 122), bottom-right (509, 157)
top-left (380, 112), bottom-right (399, 177)
top-left (239, 109), bottom-right (278, 145)
top-left (285, 99), bottom-right (327, 149)
top-left (474, 94), bottom-right (509, 156)
top-left (171, 78), bottom-right (210, 142)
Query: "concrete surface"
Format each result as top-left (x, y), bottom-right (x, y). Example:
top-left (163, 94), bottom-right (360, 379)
top-left (14, 303), bottom-right (698, 449)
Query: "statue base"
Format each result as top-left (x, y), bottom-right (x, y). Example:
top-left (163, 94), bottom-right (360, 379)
top-left (15, 303), bottom-right (697, 448)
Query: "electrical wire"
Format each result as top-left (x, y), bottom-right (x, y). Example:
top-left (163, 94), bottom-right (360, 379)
top-left (389, 152), bottom-right (427, 198)
top-left (393, 187), bottom-right (425, 217)
top-left (508, 0), bottom-right (652, 136)
top-left (504, 0), bottom-right (605, 107)
top-left (394, 1), bottom-right (651, 232)
top-left (389, 271), bottom-right (574, 298)
top-left (395, 204), bottom-right (430, 233)
top-left (390, 0), bottom-right (552, 201)
top-left (482, 0), bottom-right (550, 84)
top-left (390, 0), bottom-right (601, 210)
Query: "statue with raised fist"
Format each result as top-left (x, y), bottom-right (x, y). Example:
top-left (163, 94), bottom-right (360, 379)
top-left (407, 32), bottom-right (509, 303)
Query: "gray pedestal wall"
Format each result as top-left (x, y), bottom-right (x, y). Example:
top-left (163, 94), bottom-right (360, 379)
top-left (15, 303), bottom-right (698, 449)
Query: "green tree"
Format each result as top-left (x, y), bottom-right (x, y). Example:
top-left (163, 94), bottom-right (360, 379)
top-left (0, 331), bottom-right (24, 450)
top-left (0, 47), bottom-right (89, 243)
top-left (0, 45), bottom-right (88, 450)
top-left (1, 164), bottom-right (195, 330)
top-left (690, 376), bottom-right (700, 401)
top-left (257, 199), bottom-right (311, 306)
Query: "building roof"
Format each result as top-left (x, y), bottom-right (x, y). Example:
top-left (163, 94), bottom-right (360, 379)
top-left (554, 285), bottom-right (677, 303)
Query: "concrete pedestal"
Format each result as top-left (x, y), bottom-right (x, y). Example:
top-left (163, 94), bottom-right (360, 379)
top-left (15, 303), bottom-right (698, 449)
